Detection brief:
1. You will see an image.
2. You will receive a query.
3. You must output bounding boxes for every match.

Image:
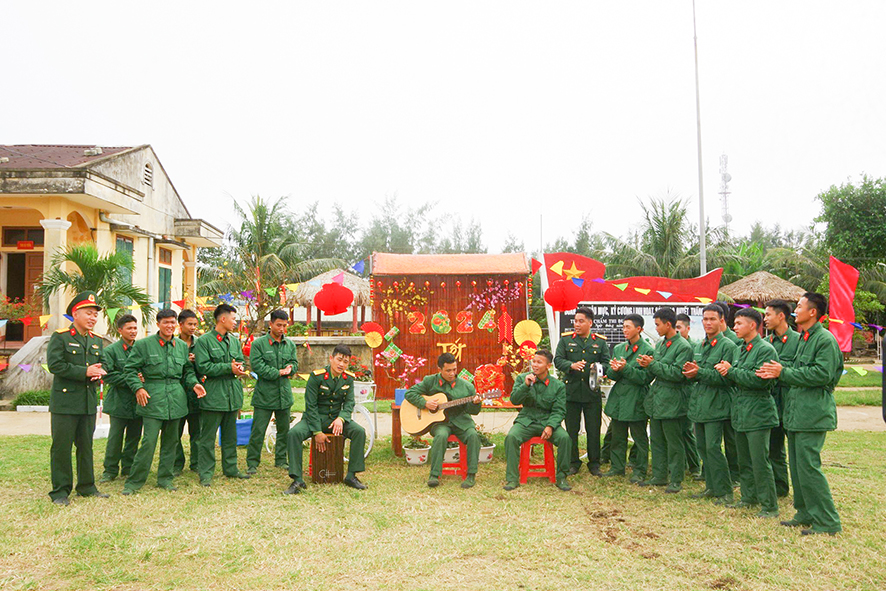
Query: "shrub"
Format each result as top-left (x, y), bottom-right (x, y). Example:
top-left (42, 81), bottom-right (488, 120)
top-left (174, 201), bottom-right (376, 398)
top-left (11, 390), bottom-right (51, 409)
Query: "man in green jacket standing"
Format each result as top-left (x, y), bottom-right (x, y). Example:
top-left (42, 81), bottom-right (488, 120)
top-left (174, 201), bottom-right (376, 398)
top-left (763, 299), bottom-right (799, 498)
top-left (717, 301), bottom-right (741, 485)
top-left (676, 312), bottom-right (702, 480)
top-left (405, 352), bottom-right (483, 489)
top-left (193, 303), bottom-right (251, 486)
top-left (47, 291), bottom-right (109, 505)
top-left (604, 314), bottom-right (653, 483)
top-left (554, 307), bottom-right (610, 476)
top-left (100, 314), bottom-right (142, 482)
top-left (683, 304), bottom-right (738, 505)
top-left (716, 308), bottom-right (780, 518)
top-left (637, 307), bottom-right (694, 493)
top-left (247, 309), bottom-right (298, 473)
top-left (122, 309), bottom-right (206, 494)
top-left (503, 349), bottom-right (572, 491)
top-left (759, 292), bottom-right (843, 535)
top-left (284, 344), bottom-right (367, 493)
top-left (174, 308), bottom-right (201, 475)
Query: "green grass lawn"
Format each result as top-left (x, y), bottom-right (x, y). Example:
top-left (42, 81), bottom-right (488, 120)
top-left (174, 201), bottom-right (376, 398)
top-left (834, 389), bottom-right (883, 406)
top-left (838, 370), bottom-right (882, 388)
top-left (0, 431), bottom-right (884, 590)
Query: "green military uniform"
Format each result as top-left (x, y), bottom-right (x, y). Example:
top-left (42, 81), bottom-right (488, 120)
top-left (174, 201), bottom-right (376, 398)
top-left (100, 339), bottom-right (143, 481)
top-left (768, 328), bottom-right (800, 497)
top-left (47, 305), bottom-right (104, 501)
top-left (505, 372), bottom-right (571, 485)
top-left (174, 336), bottom-right (201, 474)
top-left (727, 335), bottom-right (780, 514)
top-left (687, 333), bottom-right (738, 500)
top-left (122, 334), bottom-right (198, 493)
top-left (720, 326), bottom-right (742, 484)
top-left (722, 328), bottom-right (741, 345)
top-left (679, 337), bottom-right (702, 478)
top-left (644, 334), bottom-right (694, 490)
top-left (779, 322), bottom-right (842, 533)
top-left (554, 330), bottom-right (611, 473)
top-left (247, 333), bottom-right (299, 471)
top-left (605, 338), bottom-right (653, 480)
top-left (193, 329), bottom-right (247, 484)
top-left (287, 366), bottom-right (365, 483)
top-left (405, 373), bottom-right (481, 478)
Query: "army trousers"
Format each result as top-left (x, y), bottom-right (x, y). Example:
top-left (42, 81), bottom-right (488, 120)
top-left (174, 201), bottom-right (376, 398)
top-left (428, 422), bottom-right (479, 478)
top-left (694, 420), bottom-right (732, 498)
top-left (724, 420), bottom-right (740, 484)
top-left (287, 419), bottom-right (366, 482)
top-left (609, 419), bottom-right (648, 478)
top-left (174, 411), bottom-right (201, 473)
top-left (124, 417), bottom-right (181, 493)
top-left (565, 397), bottom-right (602, 471)
top-left (649, 417), bottom-right (685, 486)
top-left (49, 413), bottom-right (98, 501)
top-left (770, 422), bottom-right (790, 497)
top-left (247, 407), bottom-right (291, 469)
top-left (102, 415), bottom-right (143, 479)
top-left (198, 410), bottom-right (242, 484)
top-left (735, 428), bottom-right (778, 513)
top-left (787, 431), bottom-right (841, 533)
top-left (682, 416), bottom-right (701, 475)
top-left (504, 423), bottom-right (571, 484)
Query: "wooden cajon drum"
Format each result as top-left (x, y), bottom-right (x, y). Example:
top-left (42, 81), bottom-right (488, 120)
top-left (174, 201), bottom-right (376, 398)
top-left (310, 434), bottom-right (344, 484)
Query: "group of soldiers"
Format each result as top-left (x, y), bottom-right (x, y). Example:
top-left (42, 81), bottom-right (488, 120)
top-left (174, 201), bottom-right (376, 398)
top-left (47, 290), bottom-right (843, 536)
top-left (47, 292), bottom-right (367, 507)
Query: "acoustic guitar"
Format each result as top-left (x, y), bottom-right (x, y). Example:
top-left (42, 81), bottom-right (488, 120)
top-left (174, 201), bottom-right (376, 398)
top-left (400, 390), bottom-right (503, 436)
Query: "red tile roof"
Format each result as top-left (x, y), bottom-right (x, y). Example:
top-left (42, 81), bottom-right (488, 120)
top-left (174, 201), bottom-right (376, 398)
top-left (372, 253), bottom-right (529, 275)
top-left (0, 145), bottom-right (133, 169)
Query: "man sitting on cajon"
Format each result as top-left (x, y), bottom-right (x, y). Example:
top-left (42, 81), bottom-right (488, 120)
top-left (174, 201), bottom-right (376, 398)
top-left (283, 345), bottom-right (367, 494)
top-left (503, 349), bottom-right (572, 491)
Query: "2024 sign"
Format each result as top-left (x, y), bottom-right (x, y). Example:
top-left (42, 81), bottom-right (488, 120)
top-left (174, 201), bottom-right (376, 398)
top-left (407, 309), bottom-right (497, 335)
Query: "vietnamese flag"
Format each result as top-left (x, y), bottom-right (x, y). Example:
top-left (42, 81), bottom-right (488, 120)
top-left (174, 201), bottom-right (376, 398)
top-left (542, 253), bottom-right (606, 288)
top-left (829, 256), bottom-right (859, 352)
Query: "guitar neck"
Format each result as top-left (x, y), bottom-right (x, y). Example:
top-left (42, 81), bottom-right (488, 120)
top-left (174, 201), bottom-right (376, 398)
top-left (438, 390), bottom-right (500, 410)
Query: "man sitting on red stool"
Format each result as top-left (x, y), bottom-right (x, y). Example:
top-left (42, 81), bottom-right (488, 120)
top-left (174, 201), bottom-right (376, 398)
top-left (503, 349), bottom-right (572, 491)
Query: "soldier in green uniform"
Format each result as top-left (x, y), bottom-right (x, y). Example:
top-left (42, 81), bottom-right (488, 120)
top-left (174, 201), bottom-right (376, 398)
top-left (554, 307), bottom-right (610, 476)
top-left (193, 303), bottom-right (251, 486)
top-left (604, 314), bottom-right (653, 483)
top-left (682, 304), bottom-right (738, 505)
top-left (122, 309), bottom-right (206, 494)
top-left (717, 301), bottom-right (741, 485)
top-left (637, 307), bottom-right (694, 493)
top-left (503, 349), bottom-right (572, 491)
top-left (763, 299), bottom-right (799, 498)
top-left (284, 344), bottom-right (367, 493)
top-left (247, 309), bottom-right (298, 473)
top-left (47, 291), bottom-right (109, 505)
top-left (715, 308), bottom-right (780, 518)
top-left (405, 352), bottom-right (483, 489)
top-left (99, 314), bottom-right (142, 482)
top-left (174, 309), bottom-right (201, 475)
top-left (675, 312), bottom-right (702, 480)
top-left (759, 292), bottom-right (842, 535)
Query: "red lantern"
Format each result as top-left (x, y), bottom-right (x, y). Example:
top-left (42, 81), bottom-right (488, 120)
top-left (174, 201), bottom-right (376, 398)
top-left (314, 282), bottom-right (354, 315)
top-left (409, 282), bottom-right (415, 288)
top-left (543, 279), bottom-right (583, 313)
top-left (487, 280), bottom-right (493, 287)
top-left (377, 281), bottom-right (383, 288)
top-left (440, 282), bottom-right (446, 288)
top-left (425, 281), bottom-right (430, 288)
top-left (456, 281), bottom-right (461, 288)
top-left (471, 280), bottom-right (477, 287)
top-left (504, 280), bottom-right (509, 286)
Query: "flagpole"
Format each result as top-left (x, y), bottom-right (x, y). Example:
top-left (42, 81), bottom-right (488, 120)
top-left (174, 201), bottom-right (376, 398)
top-left (693, 0), bottom-right (707, 275)
top-left (538, 257), bottom-right (558, 354)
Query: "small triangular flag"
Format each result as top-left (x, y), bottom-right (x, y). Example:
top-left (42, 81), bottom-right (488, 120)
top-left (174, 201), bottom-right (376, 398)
top-left (285, 283), bottom-right (299, 291)
top-left (850, 322), bottom-right (864, 330)
top-left (129, 305), bottom-right (140, 310)
top-left (172, 299), bottom-right (187, 308)
top-left (333, 273), bottom-right (345, 285)
top-left (39, 315), bottom-right (52, 327)
top-left (752, 307), bottom-right (765, 313)
top-left (633, 287), bottom-right (651, 295)
top-left (592, 278), bottom-right (605, 284)
top-left (0, 319), bottom-right (6, 328)
top-left (572, 278), bottom-right (585, 287)
top-left (19, 364), bottom-right (31, 372)
top-left (106, 309), bottom-right (119, 322)
top-left (841, 369), bottom-right (848, 375)
top-left (41, 364), bottom-right (49, 373)
top-left (696, 297), bottom-right (713, 304)
top-left (829, 318), bottom-right (844, 324)
top-left (549, 260), bottom-right (564, 276)
top-left (614, 283), bottom-right (628, 291)
top-left (852, 366), bottom-right (868, 376)
top-left (351, 260), bottom-right (365, 274)
top-left (530, 258), bottom-right (542, 275)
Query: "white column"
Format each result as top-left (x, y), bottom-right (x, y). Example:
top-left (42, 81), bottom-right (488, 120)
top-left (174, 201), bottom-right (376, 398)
top-left (40, 218), bottom-right (73, 331)
top-left (184, 260), bottom-right (197, 307)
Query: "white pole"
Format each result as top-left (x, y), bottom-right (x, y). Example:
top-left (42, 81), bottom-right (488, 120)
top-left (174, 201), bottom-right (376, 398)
top-left (693, 0), bottom-right (707, 275)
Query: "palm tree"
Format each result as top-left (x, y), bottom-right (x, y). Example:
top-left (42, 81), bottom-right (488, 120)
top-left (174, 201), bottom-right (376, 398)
top-left (199, 195), bottom-right (345, 334)
top-left (37, 243), bottom-right (154, 330)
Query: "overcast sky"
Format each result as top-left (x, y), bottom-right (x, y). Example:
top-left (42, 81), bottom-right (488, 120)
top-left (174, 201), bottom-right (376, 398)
top-left (5, 1), bottom-right (885, 256)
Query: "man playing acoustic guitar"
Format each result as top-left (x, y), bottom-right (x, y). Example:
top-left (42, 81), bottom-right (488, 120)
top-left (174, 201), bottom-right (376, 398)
top-left (405, 353), bottom-right (483, 489)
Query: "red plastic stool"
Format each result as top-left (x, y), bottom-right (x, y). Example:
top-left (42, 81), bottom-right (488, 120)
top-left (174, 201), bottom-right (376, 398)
top-left (518, 436), bottom-right (556, 484)
top-left (441, 434), bottom-right (468, 480)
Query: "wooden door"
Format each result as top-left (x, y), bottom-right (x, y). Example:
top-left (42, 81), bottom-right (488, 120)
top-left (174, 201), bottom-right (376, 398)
top-left (24, 253), bottom-right (44, 341)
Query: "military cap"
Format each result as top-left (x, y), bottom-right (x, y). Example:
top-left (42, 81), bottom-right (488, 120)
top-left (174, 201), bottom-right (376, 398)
top-left (66, 291), bottom-right (102, 316)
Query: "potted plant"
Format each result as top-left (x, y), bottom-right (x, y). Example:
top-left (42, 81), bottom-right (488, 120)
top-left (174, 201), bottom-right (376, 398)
top-left (477, 429), bottom-right (496, 463)
top-left (404, 437), bottom-right (431, 465)
top-left (443, 437), bottom-right (461, 463)
top-left (374, 352), bottom-right (427, 405)
top-left (600, 376), bottom-right (614, 405)
top-left (348, 356), bottom-right (375, 403)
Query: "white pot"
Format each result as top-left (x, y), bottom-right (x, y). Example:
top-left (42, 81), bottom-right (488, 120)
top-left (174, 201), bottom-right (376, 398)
top-left (478, 444), bottom-right (496, 463)
top-left (443, 446), bottom-right (461, 463)
top-left (16, 405), bottom-right (49, 413)
top-left (404, 447), bottom-right (430, 465)
top-left (93, 422), bottom-right (110, 440)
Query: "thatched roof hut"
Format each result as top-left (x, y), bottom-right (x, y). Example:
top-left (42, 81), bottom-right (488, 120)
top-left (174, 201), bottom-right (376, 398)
top-left (719, 271), bottom-right (806, 305)
top-left (287, 269), bottom-right (370, 308)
